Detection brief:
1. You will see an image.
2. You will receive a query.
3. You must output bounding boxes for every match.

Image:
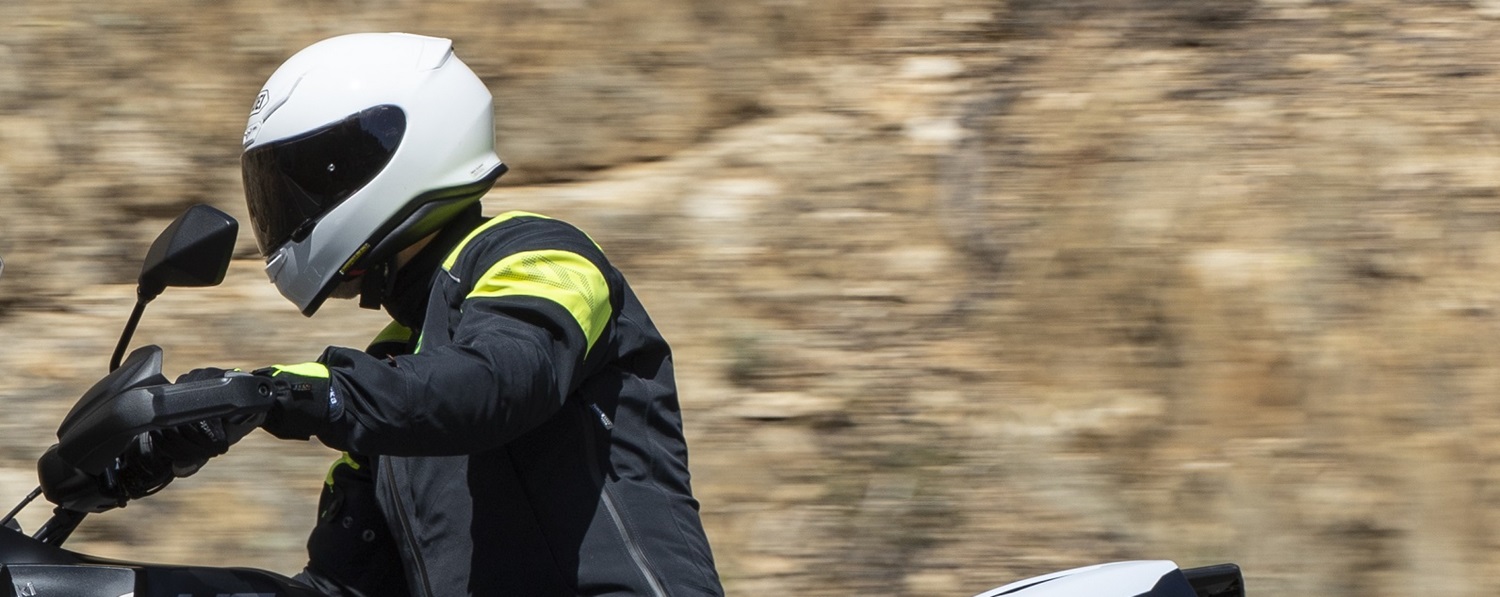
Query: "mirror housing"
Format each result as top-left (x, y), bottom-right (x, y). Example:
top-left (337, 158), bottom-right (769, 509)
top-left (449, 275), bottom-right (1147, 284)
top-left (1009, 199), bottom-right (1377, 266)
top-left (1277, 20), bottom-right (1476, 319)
top-left (137, 205), bottom-right (238, 301)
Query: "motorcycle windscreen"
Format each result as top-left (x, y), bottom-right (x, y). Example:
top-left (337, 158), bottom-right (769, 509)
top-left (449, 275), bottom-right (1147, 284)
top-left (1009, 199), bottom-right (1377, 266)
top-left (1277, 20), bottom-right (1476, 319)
top-left (242, 104), bottom-right (406, 257)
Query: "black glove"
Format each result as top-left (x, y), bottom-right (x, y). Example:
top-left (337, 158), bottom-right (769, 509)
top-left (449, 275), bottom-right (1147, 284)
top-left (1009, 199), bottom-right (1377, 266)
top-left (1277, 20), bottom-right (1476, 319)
top-left (129, 367), bottom-right (238, 477)
top-left (151, 419), bottom-right (231, 477)
top-left (176, 367), bottom-right (232, 384)
top-left (254, 363), bottom-right (335, 441)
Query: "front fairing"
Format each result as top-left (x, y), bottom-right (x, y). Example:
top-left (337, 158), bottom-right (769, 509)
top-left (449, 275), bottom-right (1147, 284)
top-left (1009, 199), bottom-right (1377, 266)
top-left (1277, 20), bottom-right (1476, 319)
top-left (976, 561), bottom-right (1198, 597)
top-left (0, 525), bottom-right (323, 596)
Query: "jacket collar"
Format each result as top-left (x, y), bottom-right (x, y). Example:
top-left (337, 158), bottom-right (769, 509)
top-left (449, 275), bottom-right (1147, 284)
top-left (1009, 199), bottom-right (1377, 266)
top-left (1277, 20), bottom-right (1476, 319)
top-left (382, 205), bottom-right (486, 330)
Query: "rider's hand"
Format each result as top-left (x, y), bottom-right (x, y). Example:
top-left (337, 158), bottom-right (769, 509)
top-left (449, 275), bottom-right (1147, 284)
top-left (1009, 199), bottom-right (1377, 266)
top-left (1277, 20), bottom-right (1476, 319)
top-left (148, 419), bottom-right (231, 477)
top-left (142, 367), bottom-right (253, 477)
top-left (176, 367), bottom-right (232, 384)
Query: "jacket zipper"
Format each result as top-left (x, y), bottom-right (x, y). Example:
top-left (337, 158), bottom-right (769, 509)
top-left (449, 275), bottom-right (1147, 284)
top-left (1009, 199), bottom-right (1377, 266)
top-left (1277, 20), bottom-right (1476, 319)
top-left (383, 458), bottom-right (436, 597)
top-left (580, 403), bottom-right (667, 597)
top-left (602, 485), bottom-right (668, 597)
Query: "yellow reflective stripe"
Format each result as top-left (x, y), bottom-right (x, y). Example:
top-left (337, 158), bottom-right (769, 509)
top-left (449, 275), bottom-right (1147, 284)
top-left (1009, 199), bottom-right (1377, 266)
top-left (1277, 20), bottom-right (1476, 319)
top-left (370, 320), bottom-right (413, 347)
top-left (324, 452), bottom-right (361, 486)
top-left (271, 362), bottom-right (330, 379)
top-left (467, 250), bottom-right (612, 352)
top-left (442, 211), bottom-right (554, 271)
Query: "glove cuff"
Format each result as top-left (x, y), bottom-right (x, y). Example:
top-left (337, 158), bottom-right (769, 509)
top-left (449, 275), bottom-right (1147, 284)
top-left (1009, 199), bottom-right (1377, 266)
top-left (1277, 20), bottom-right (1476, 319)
top-left (256, 363), bottom-right (334, 441)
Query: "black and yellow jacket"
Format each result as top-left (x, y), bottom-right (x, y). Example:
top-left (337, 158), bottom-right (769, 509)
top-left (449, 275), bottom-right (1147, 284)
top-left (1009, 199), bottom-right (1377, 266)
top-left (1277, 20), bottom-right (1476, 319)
top-left (294, 209), bottom-right (722, 596)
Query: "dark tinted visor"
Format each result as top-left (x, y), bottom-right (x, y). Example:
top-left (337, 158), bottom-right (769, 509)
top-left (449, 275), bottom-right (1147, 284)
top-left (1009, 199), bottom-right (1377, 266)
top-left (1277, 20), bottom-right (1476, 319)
top-left (242, 105), bottom-right (406, 256)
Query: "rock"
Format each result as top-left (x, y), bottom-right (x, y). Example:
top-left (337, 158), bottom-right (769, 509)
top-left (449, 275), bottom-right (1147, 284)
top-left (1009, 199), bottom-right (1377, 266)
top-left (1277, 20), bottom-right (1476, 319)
top-left (729, 391), bottom-right (844, 421)
top-left (898, 56), bottom-right (966, 80)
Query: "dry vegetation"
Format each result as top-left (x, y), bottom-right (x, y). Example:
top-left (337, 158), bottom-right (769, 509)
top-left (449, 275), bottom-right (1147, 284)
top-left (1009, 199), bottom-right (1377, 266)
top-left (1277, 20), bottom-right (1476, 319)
top-left (4, 1), bottom-right (1500, 595)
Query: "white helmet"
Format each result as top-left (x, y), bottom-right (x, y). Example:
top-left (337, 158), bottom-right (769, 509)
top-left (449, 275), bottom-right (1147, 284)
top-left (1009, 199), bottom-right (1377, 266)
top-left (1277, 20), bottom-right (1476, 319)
top-left (242, 32), bottom-right (506, 315)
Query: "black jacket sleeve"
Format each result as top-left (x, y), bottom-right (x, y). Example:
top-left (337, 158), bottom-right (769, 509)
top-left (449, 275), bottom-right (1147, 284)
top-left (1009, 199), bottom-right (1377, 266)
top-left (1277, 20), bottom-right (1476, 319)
top-left (311, 218), bottom-right (616, 456)
top-left (315, 299), bottom-right (587, 455)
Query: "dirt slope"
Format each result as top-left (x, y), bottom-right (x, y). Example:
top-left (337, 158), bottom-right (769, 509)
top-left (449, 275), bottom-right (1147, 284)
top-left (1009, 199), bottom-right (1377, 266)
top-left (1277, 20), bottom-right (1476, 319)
top-left (4, 1), bottom-right (1500, 595)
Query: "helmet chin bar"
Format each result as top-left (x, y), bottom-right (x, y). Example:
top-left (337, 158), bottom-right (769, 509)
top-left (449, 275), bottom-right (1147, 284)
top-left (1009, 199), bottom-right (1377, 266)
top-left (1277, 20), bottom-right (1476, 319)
top-left (366, 164), bottom-right (507, 264)
top-left (295, 164), bottom-right (505, 316)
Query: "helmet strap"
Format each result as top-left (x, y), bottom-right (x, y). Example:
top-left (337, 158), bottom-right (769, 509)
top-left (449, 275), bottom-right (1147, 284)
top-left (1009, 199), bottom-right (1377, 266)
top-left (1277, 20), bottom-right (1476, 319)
top-left (358, 262), bottom-right (388, 310)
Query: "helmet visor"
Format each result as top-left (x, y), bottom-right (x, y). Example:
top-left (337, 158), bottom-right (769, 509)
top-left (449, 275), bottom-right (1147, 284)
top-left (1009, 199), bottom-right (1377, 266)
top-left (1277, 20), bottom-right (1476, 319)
top-left (242, 105), bottom-right (407, 256)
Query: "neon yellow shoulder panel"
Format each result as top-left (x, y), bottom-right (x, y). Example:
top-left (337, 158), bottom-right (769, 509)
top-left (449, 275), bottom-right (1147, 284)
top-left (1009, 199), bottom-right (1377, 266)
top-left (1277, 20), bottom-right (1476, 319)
top-left (442, 211), bottom-right (554, 272)
top-left (467, 250), bottom-right (612, 352)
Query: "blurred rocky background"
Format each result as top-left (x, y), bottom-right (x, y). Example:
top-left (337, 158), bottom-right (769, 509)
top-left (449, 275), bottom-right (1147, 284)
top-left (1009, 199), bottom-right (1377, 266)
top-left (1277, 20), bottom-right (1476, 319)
top-left (3, 0), bottom-right (1500, 594)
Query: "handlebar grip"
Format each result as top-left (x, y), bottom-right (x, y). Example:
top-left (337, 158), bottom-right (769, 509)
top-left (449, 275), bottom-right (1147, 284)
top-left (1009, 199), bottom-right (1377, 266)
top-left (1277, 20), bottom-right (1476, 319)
top-left (56, 375), bottom-right (277, 476)
top-left (38, 445), bottom-right (123, 513)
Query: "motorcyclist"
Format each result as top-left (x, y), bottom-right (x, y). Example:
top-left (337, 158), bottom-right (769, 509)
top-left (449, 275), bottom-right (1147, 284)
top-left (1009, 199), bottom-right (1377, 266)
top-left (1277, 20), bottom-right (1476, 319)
top-left (158, 32), bottom-right (723, 596)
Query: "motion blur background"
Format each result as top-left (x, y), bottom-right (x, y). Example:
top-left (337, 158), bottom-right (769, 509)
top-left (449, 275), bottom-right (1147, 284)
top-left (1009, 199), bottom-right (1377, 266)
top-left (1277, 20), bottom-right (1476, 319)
top-left (2, 0), bottom-right (1499, 594)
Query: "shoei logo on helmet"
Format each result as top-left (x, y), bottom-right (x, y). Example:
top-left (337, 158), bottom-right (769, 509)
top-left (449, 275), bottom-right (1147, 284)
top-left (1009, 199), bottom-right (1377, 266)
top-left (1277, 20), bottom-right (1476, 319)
top-left (250, 89), bottom-right (270, 116)
top-left (243, 89), bottom-right (272, 147)
top-left (243, 122), bottom-right (261, 148)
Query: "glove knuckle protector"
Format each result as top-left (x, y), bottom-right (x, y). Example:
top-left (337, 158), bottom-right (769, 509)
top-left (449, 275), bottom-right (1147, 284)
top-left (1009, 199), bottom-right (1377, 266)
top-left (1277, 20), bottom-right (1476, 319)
top-left (174, 366), bottom-right (231, 384)
top-left (255, 362), bottom-right (334, 441)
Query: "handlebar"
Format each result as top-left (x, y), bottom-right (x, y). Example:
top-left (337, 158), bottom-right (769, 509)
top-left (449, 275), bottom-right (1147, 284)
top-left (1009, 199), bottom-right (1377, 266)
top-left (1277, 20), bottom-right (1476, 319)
top-left (56, 374), bottom-right (275, 476)
top-left (37, 346), bottom-right (277, 518)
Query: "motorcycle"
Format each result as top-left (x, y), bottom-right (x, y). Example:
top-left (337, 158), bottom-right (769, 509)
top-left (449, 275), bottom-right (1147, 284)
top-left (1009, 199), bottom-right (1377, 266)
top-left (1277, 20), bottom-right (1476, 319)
top-left (971, 560), bottom-right (1243, 597)
top-left (0, 206), bottom-right (1247, 596)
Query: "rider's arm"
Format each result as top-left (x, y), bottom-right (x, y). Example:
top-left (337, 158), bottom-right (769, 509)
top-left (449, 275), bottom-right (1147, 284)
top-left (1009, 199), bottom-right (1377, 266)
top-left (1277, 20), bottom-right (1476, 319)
top-left (307, 219), bottom-right (619, 456)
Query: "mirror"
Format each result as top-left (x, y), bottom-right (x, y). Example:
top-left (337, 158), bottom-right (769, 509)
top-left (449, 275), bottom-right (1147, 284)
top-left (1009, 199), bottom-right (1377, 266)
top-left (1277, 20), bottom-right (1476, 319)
top-left (137, 204), bottom-right (239, 301)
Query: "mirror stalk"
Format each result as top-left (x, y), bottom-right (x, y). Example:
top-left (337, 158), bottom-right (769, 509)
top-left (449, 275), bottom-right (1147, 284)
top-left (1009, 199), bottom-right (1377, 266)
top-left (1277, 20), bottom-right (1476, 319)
top-left (108, 299), bottom-right (149, 372)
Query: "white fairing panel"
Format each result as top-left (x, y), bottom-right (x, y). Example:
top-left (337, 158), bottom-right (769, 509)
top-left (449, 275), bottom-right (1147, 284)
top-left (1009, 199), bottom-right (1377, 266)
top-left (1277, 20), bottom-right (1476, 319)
top-left (974, 561), bottom-right (1191, 597)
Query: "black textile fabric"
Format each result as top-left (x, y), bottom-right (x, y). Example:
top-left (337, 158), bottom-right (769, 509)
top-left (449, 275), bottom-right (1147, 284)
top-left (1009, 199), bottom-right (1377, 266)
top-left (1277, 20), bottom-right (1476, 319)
top-left (297, 213), bottom-right (722, 596)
